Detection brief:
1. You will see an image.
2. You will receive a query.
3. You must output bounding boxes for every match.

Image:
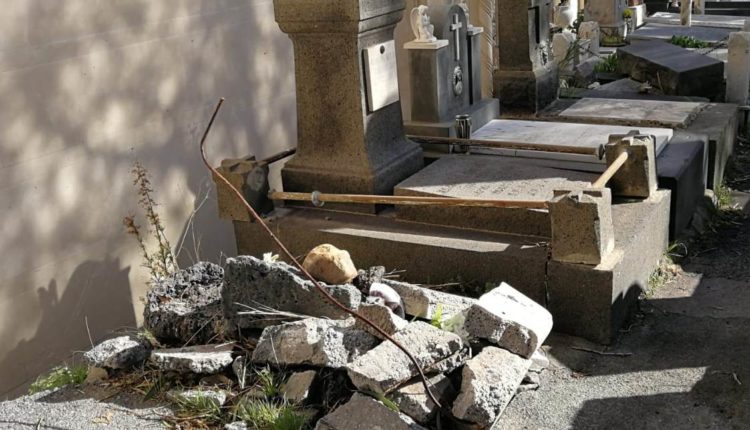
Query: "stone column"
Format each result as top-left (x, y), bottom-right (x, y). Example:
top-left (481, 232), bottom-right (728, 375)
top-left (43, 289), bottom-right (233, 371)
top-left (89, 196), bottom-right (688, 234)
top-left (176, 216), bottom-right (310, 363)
top-left (273, 0), bottom-right (423, 210)
top-left (494, 0), bottom-right (559, 114)
top-left (726, 32), bottom-right (750, 106)
top-left (680, 0), bottom-right (692, 26)
top-left (579, 21), bottom-right (601, 55)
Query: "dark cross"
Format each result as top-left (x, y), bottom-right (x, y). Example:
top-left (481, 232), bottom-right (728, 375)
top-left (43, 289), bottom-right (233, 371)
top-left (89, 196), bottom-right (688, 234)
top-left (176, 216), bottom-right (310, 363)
top-left (528, 0), bottom-right (547, 45)
top-left (450, 14), bottom-right (463, 61)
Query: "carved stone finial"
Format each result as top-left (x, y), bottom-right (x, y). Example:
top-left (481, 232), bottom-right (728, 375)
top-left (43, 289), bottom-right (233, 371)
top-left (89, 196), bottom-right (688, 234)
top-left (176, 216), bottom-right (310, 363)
top-left (410, 5), bottom-right (437, 43)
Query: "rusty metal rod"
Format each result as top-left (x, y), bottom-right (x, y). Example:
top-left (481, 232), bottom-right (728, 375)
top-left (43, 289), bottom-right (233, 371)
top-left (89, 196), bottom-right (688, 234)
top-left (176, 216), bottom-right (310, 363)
top-left (260, 148), bottom-right (296, 165)
top-left (592, 151), bottom-right (629, 188)
top-left (269, 191), bottom-right (549, 209)
top-left (408, 134), bottom-right (605, 158)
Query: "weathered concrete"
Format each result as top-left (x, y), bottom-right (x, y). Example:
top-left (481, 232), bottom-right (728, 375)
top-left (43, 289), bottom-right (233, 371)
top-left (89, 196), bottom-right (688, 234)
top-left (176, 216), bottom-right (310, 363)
top-left (316, 393), bottom-right (426, 430)
top-left (281, 370), bottom-right (317, 404)
top-left (391, 374), bottom-right (456, 424)
top-left (464, 283), bottom-right (554, 359)
top-left (144, 262), bottom-right (224, 345)
top-left (558, 97), bottom-right (705, 129)
top-left (354, 302), bottom-right (408, 340)
top-left (605, 133), bottom-right (658, 198)
top-left (645, 11), bottom-right (748, 29)
top-left (549, 189), bottom-right (615, 266)
top-left (150, 344), bottom-right (234, 375)
top-left (302, 244), bottom-right (358, 285)
top-left (452, 347), bottom-right (532, 427)
top-left (383, 280), bottom-right (477, 321)
top-left (223, 256), bottom-right (361, 329)
top-left (726, 32), bottom-right (750, 106)
top-left (628, 22), bottom-right (732, 44)
top-left (83, 335), bottom-right (151, 370)
top-left (346, 321), bottom-right (467, 394)
top-left (579, 22), bottom-right (601, 56)
top-left (252, 318), bottom-right (378, 368)
top-left (215, 157), bottom-right (273, 221)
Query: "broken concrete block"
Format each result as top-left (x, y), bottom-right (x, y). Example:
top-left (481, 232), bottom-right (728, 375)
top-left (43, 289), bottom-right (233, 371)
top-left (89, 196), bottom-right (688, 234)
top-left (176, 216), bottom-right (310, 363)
top-left (214, 156), bottom-right (273, 221)
top-left (605, 133), bottom-right (658, 198)
top-left (223, 256), bottom-right (362, 329)
top-left (168, 389), bottom-right (228, 407)
top-left (252, 318), bottom-right (378, 368)
top-left (303, 244), bottom-right (358, 284)
top-left (282, 370), bottom-right (317, 403)
top-left (346, 321), bottom-right (468, 394)
top-left (83, 335), bottom-right (151, 370)
top-left (452, 347), bottom-right (532, 427)
top-left (144, 262), bottom-right (225, 345)
top-left (316, 393), bottom-right (426, 430)
top-left (383, 280), bottom-right (477, 321)
top-left (530, 349), bottom-right (550, 373)
top-left (150, 344), bottom-right (234, 375)
top-left (549, 188), bottom-right (615, 266)
top-left (464, 283), bottom-right (553, 359)
top-left (391, 374), bottom-right (456, 424)
top-left (354, 302), bottom-right (408, 340)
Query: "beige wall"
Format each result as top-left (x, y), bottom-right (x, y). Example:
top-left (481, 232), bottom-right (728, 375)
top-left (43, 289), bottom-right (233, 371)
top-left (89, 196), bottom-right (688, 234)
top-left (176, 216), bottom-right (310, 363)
top-left (0, 0), bottom-right (296, 398)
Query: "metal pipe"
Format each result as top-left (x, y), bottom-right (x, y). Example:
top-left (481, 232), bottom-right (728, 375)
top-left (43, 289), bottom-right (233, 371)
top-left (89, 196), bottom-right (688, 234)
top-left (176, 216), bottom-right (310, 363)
top-left (592, 151), bottom-right (629, 188)
top-left (269, 191), bottom-right (549, 209)
top-left (408, 134), bottom-right (605, 158)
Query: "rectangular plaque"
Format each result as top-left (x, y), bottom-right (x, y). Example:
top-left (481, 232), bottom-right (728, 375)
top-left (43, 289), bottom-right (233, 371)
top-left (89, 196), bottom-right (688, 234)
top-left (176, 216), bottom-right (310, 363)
top-left (364, 41), bottom-right (400, 112)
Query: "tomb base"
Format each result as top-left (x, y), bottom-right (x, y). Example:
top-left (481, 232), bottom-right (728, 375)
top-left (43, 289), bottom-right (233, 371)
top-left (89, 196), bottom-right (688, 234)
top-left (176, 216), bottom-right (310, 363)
top-left (403, 98), bottom-right (500, 138)
top-left (494, 67), bottom-right (559, 115)
top-left (232, 190), bottom-right (670, 344)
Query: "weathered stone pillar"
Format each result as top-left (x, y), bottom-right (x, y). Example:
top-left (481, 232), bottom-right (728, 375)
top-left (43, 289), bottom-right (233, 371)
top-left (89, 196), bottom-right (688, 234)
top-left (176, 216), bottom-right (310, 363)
top-left (726, 32), bottom-right (750, 106)
top-left (273, 0), bottom-right (423, 209)
top-left (494, 0), bottom-right (559, 114)
top-left (549, 189), bottom-right (615, 266)
top-left (680, 0), bottom-right (692, 26)
top-left (605, 133), bottom-right (658, 198)
top-left (579, 21), bottom-right (601, 56)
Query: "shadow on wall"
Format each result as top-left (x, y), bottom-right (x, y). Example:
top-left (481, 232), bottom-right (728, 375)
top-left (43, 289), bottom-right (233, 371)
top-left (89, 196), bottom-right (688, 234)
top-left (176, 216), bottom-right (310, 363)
top-left (0, 0), bottom-right (297, 397)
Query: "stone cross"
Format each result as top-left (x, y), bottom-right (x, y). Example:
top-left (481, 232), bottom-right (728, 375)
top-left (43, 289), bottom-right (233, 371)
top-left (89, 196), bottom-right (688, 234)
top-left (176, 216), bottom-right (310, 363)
top-left (451, 14), bottom-right (463, 61)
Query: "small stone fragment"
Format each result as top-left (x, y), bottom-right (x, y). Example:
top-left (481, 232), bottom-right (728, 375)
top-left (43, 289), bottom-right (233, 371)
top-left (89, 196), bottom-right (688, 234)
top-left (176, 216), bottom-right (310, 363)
top-left (368, 282), bottom-right (406, 318)
top-left (252, 318), bottom-right (378, 368)
top-left (530, 349), bottom-right (550, 373)
top-left (282, 370), bottom-right (318, 403)
top-left (463, 283), bottom-right (553, 359)
top-left (353, 266), bottom-right (386, 292)
top-left (452, 347), bottom-right (532, 427)
top-left (391, 374), bottom-right (456, 424)
top-left (354, 302), bottom-right (408, 339)
top-left (315, 393), bottom-right (426, 430)
top-left (383, 280), bottom-right (476, 322)
top-left (302, 244), bottom-right (358, 284)
top-left (225, 422), bottom-right (248, 430)
top-left (83, 335), bottom-right (151, 370)
top-left (223, 256), bottom-right (362, 329)
top-left (346, 321), bottom-right (468, 394)
top-left (168, 389), bottom-right (228, 407)
top-left (150, 344), bottom-right (234, 375)
top-left (144, 262), bottom-right (225, 345)
top-left (84, 367), bottom-right (109, 384)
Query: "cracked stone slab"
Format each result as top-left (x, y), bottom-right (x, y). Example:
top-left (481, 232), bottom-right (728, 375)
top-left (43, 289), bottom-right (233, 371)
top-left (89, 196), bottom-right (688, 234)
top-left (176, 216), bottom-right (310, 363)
top-left (354, 302), bottom-right (408, 339)
top-left (83, 335), bottom-right (151, 370)
top-left (391, 374), bottom-right (456, 424)
top-left (150, 344), bottom-right (234, 374)
top-left (463, 283), bottom-right (553, 359)
top-left (252, 318), bottom-right (378, 368)
top-left (282, 370), bottom-right (318, 403)
top-left (223, 256), bottom-right (362, 329)
top-left (346, 321), bottom-right (468, 394)
top-left (383, 280), bottom-right (477, 321)
top-left (315, 393), bottom-right (426, 430)
top-left (452, 347), bottom-right (531, 427)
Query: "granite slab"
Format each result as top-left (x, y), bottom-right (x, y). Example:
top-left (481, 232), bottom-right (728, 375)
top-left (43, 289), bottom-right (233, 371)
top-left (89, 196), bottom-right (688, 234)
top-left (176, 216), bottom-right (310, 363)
top-left (645, 12), bottom-right (747, 29)
top-left (559, 98), bottom-right (706, 129)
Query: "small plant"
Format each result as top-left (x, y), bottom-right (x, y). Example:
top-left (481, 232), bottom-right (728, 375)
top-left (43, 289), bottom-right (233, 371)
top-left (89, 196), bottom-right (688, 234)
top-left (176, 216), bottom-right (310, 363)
top-left (430, 304), bottom-right (445, 329)
top-left (594, 54), bottom-right (619, 73)
top-left (669, 35), bottom-right (711, 49)
top-left (123, 161), bottom-right (178, 281)
top-left (29, 365), bottom-right (87, 394)
top-left (257, 367), bottom-right (280, 398)
top-left (622, 9), bottom-right (633, 19)
top-left (715, 182), bottom-right (733, 209)
top-left (601, 34), bottom-right (625, 47)
top-left (232, 397), bottom-right (307, 430)
top-left (172, 391), bottom-right (223, 423)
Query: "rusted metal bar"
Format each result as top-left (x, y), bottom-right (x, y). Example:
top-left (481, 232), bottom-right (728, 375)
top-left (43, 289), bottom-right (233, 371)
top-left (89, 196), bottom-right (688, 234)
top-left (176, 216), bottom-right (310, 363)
top-left (260, 148), bottom-right (296, 165)
top-left (592, 151), bottom-right (629, 188)
top-left (408, 134), bottom-right (605, 158)
top-left (269, 191), bottom-right (549, 209)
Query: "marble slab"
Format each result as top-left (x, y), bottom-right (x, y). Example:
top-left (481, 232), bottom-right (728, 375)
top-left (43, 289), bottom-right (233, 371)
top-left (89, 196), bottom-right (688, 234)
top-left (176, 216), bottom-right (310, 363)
top-left (629, 23), bottom-right (732, 44)
top-left (559, 98), bottom-right (706, 128)
top-left (645, 12), bottom-right (747, 30)
top-left (364, 41), bottom-right (400, 112)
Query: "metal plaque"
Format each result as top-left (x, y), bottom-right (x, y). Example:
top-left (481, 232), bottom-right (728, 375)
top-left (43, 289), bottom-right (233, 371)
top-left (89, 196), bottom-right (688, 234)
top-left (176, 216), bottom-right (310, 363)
top-left (364, 41), bottom-right (400, 112)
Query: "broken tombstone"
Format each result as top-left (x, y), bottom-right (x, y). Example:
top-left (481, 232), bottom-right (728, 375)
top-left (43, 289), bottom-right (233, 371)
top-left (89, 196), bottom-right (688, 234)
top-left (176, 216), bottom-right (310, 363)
top-left (252, 318), bottom-right (378, 368)
top-left (144, 261), bottom-right (225, 345)
top-left (223, 256), bottom-right (362, 329)
top-left (150, 344), bottom-right (234, 375)
top-left (83, 335), bottom-right (151, 370)
top-left (346, 321), bottom-right (468, 394)
top-left (463, 283), bottom-right (553, 359)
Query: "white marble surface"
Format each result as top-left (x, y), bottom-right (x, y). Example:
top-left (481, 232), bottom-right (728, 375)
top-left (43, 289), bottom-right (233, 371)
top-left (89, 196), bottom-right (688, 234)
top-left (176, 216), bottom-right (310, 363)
top-left (645, 12), bottom-right (747, 29)
top-left (559, 98), bottom-right (706, 128)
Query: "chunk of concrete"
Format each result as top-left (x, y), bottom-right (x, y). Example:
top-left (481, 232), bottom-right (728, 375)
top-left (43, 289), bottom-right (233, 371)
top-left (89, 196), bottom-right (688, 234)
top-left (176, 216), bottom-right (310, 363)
top-left (383, 280), bottom-right (477, 321)
top-left (168, 389), bottom-right (228, 407)
top-left (606, 133), bottom-right (658, 198)
top-left (223, 256), bottom-right (362, 329)
top-left (150, 344), bottom-right (234, 374)
top-left (316, 393), bottom-right (426, 430)
top-left (303, 244), bottom-right (358, 285)
top-left (225, 422), bottom-right (248, 430)
top-left (463, 283), bottom-right (553, 359)
top-left (346, 321), bottom-right (468, 394)
top-left (530, 349), bottom-right (550, 373)
top-left (354, 302), bottom-right (408, 340)
top-left (252, 318), bottom-right (378, 368)
top-left (144, 262), bottom-right (225, 345)
top-left (452, 347), bottom-right (532, 427)
top-left (391, 374), bottom-right (456, 424)
top-left (83, 335), bottom-right (151, 370)
top-left (282, 370), bottom-right (318, 404)
top-left (549, 189), bottom-right (615, 266)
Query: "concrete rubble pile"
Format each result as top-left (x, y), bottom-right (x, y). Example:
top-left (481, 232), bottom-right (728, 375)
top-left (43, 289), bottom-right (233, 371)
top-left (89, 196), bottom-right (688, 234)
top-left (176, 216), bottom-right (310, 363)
top-left (82, 244), bottom-right (553, 429)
